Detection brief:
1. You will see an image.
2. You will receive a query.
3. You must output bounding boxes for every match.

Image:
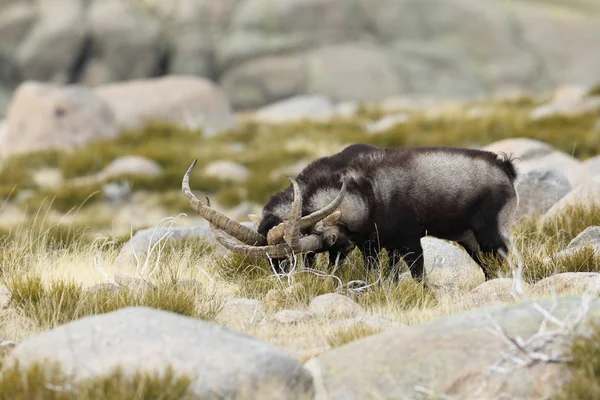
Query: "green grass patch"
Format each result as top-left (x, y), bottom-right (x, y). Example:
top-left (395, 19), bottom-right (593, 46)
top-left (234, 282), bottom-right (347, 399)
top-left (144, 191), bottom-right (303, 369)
top-left (5, 274), bottom-right (222, 330)
top-left (0, 361), bottom-right (195, 400)
top-left (327, 324), bottom-right (382, 348)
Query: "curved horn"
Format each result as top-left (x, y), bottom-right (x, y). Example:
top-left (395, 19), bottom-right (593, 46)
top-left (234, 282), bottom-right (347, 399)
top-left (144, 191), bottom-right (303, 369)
top-left (211, 224), bottom-right (323, 258)
top-left (267, 177), bottom-right (348, 244)
top-left (182, 159), bottom-right (267, 246)
top-left (283, 177), bottom-right (302, 250)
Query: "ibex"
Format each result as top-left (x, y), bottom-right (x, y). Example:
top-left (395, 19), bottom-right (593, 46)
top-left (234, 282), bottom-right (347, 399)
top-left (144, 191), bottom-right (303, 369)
top-left (182, 145), bottom-right (520, 283)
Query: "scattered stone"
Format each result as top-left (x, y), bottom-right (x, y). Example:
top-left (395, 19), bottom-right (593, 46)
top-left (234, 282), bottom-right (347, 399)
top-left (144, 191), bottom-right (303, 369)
top-left (543, 177), bottom-right (600, 221)
top-left (251, 95), bottom-right (335, 124)
top-left (551, 226), bottom-right (600, 262)
top-left (5, 307), bottom-right (315, 398)
top-left (421, 236), bottom-right (480, 280)
top-left (215, 298), bottom-right (267, 328)
top-left (203, 160), bottom-right (250, 182)
top-left (32, 168), bottom-right (63, 189)
top-left (309, 294), bottom-right (364, 318)
top-left (530, 95), bottom-right (600, 120)
top-left (365, 113), bottom-right (410, 134)
top-left (334, 101), bottom-right (359, 118)
top-left (100, 155), bottom-right (163, 181)
top-left (271, 310), bottom-right (312, 325)
top-left (461, 278), bottom-right (531, 309)
top-left (534, 272), bottom-right (600, 295)
top-left (103, 181), bottom-right (132, 204)
top-left (482, 137), bottom-right (553, 161)
top-left (514, 168), bottom-right (571, 220)
top-left (0, 81), bottom-right (118, 157)
top-left (306, 296), bottom-right (600, 400)
top-left (583, 155), bottom-right (600, 178)
top-left (94, 75), bottom-right (237, 137)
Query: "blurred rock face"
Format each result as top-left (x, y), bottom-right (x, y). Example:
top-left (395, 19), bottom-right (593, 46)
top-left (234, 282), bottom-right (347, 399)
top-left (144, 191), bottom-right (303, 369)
top-left (1, 0), bottom-right (600, 113)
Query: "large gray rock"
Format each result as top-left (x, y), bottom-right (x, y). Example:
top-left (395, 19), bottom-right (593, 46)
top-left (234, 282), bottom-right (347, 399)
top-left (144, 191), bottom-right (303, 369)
top-left (515, 168), bottom-right (572, 220)
top-left (81, 0), bottom-right (167, 86)
top-left (483, 137), bottom-right (554, 162)
top-left (5, 307), bottom-right (315, 399)
top-left (251, 95), bottom-right (335, 124)
top-left (0, 2), bottom-right (37, 53)
top-left (94, 75), bottom-right (237, 136)
top-left (543, 177), bottom-right (600, 221)
top-left (115, 221), bottom-right (256, 264)
top-left (306, 296), bottom-right (600, 400)
top-left (217, 0), bottom-right (366, 69)
top-left (0, 81), bottom-right (118, 157)
top-left (100, 155), bottom-right (163, 180)
top-left (518, 151), bottom-right (587, 189)
top-left (14, 0), bottom-right (86, 83)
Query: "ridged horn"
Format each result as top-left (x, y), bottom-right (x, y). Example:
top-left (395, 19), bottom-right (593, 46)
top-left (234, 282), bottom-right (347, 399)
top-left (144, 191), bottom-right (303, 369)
top-left (182, 159), bottom-right (267, 246)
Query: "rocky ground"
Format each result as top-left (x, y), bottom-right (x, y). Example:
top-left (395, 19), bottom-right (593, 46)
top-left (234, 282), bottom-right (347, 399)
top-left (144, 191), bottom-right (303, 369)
top-left (2, 0), bottom-right (600, 115)
top-left (0, 77), bottom-right (599, 398)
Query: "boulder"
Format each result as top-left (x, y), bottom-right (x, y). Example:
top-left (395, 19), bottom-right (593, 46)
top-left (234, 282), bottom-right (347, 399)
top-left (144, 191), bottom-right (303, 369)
top-left (217, 0), bottom-right (365, 69)
top-left (583, 155), bottom-right (600, 178)
top-left (100, 155), bottom-right (163, 180)
top-left (304, 43), bottom-right (402, 103)
top-left (215, 298), bottom-right (267, 328)
top-left (543, 177), bottom-right (600, 221)
top-left (306, 296), bottom-right (600, 400)
top-left (365, 113), bottom-right (410, 134)
top-left (421, 236), bottom-right (481, 280)
top-left (115, 221), bottom-right (256, 265)
top-left (534, 272), bottom-right (600, 296)
top-left (514, 168), bottom-right (572, 220)
top-left (5, 307), bottom-right (315, 398)
top-left (203, 160), bottom-right (250, 182)
top-left (271, 310), bottom-right (313, 325)
top-left (14, 0), bottom-right (85, 83)
top-left (94, 75), bottom-right (237, 136)
top-left (251, 95), bottom-right (335, 124)
top-left (0, 2), bottom-right (37, 53)
top-left (517, 151), bottom-right (587, 189)
top-left (551, 226), bottom-right (600, 262)
top-left (82, 0), bottom-right (166, 86)
top-left (0, 81), bottom-right (118, 157)
top-left (483, 137), bottom-right (554, 162)
top-left (308, 294), bottom-right (364, 318)
top-left (461, 278), bottom-right (532, 309)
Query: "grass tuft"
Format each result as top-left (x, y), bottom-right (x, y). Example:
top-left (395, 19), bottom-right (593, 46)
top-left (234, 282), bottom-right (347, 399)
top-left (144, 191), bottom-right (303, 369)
top-left (327, 324), bottom-right (382, 348)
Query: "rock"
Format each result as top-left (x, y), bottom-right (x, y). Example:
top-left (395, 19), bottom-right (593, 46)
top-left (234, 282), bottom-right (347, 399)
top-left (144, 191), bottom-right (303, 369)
top-left (217, 0), bottom-right (365, 69)
top-left (309, 294), bottom-right (364, 318)
top-left (482, 137), bottom-right (553, 162)
top-left (0, 81), bottom-right (118, 157)
top-left (100, 155), bottom-right (163, 180)
top-left (543, 177), bottom-right (600, 221)
top-left (366, 113), bottom-right (410, 134)
top-left (271, 310), bottom-right (312, 325)
top-left (334, 101), bottom-right (359, 118)
top-left (534, 272), bottom-right (600, 295)
top-left (5, 307), bottom-right (315, 398)
top-left (530, 96), bottom-right (600, 120)
top-left (82, 0), bottom-right (166, 86)
top-left (203, 160), bottom-right (250, 182)
top-left (102, 181), bottom-right (132, 204)
top-left (583, 155), bottom-right (600, 178)
top-left (551, 226), bottom-right (600, 262)
top-left (517, 150), bottom-right (587, 189)
top-left (32, 168), bottom-right (63, 189)
top-left (215, 298), bottom-right (267, 328)
top-left (14, 0), bottom-right (85, 83)
top-left (220, 53), bottom-right (307, 110)
top-left (115, 222), bottom-right (255, 265)
top-left (0, 2), bottom-right (37, 52)
top-left (306, 296), bottom-right (600, 400)
top-left (461, 278), bottom-right (531, 309)
top-left (305, 43), bottom-right (402, 103)
top-left (94, 75), bottom-right (237, 137)
top-left (421, 236), bottom-right (480, 278)
top-left (514, 168), bottom-right (572, 220)
top-left (251, 95), bottom-right (335, 124)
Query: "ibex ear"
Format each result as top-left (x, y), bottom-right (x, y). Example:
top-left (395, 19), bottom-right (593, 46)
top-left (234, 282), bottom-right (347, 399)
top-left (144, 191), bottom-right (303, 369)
top-left (248, 214), bottom-right (262, 229)
top-left (322, 210), bottom-right (342, 226)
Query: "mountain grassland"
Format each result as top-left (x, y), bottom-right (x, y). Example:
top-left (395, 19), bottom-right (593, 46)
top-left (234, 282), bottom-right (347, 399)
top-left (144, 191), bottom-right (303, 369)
top-left (1, 92), bottom-right (600, 398)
